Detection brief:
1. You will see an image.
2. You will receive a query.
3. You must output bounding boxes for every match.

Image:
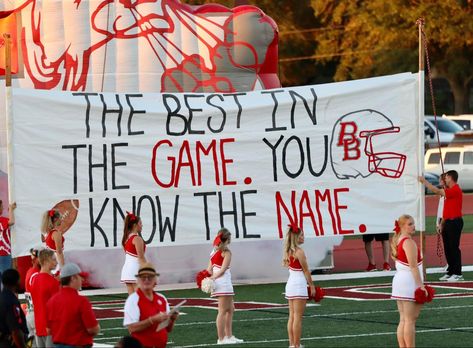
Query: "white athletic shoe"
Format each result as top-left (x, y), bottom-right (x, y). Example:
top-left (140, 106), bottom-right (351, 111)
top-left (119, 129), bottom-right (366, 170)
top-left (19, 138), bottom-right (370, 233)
top-left (226, 336), bottom-right (244, 343)
top-left (447, 274), bottom-right (464, 282)
top-left (439, 274), bottom-right (451, 281)
top-left (217, 338), bottom-right (228, 345)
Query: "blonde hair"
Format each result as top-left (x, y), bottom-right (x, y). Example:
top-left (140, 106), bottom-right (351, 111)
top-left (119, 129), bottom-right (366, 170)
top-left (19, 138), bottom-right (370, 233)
top-left (38, 248), bottom-right (55, 266)
top-left (390, 214), bottom-right (414, 259)
top-left (40, 209), bottom-right (61, 235)
top-left (216, 228), bottom-right (231, 252)
top-left (282, 226), bottom-right (302, 267)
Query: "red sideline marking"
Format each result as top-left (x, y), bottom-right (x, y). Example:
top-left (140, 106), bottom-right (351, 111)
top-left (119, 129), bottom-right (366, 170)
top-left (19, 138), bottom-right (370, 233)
top-left (324, 282), bottom-right (473, 301)
top-left (92, 298), bottom-right (288, 319)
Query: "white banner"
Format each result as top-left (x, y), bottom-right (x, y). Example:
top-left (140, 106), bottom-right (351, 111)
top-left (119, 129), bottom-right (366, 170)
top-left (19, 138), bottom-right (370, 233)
top-left (10, 73), bottom-right (420, 256)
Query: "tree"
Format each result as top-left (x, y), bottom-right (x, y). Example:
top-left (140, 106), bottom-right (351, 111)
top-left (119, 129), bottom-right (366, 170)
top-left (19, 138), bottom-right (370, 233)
top-left (312, 0), bottom-right (473, 114)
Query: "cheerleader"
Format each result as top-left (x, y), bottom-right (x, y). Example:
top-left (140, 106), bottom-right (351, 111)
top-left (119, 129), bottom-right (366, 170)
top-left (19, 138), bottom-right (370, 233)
top-left (207, 228), bottom-right (243, 345)
top-left (391, 215), bottom-right (427, 348)
top-left (283, 224), bottom-right (315, 348)
top-left (41, 209), bottom-right (65, 268)
top-left (120, 212), bottom-right (147, 294)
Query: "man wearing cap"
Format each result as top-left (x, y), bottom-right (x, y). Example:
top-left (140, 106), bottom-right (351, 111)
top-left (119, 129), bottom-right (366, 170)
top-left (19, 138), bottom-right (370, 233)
top-left (124, 262), bottom-right (178, 348)
top-left (46, 263), bottom-right (99, 347)
top-left (30, 249), bottom-right (59, 347)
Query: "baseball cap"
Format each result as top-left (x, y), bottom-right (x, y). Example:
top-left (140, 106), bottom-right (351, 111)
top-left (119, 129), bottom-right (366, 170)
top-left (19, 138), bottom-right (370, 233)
top-left (135, 262), bottom-right (160, 278)
top-left (60, 263), bottom-right (87, 278)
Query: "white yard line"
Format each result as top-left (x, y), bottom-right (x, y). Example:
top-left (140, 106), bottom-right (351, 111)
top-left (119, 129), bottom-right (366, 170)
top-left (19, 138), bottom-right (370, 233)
top-left (171, 327), bottom-right (473, 347)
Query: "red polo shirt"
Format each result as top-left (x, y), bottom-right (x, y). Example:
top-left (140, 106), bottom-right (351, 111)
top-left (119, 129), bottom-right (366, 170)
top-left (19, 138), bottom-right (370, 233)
top-left (30, 272), bottom-right (60, 336)
top-left (25, 266), bottom-right (40, 293)
top-left (123, 289), bottom-right (170, 348)
top-left (443, 184), bottom-right (463, 220)
top-left (0, 216), bottom-right (11, 256)
top-left (46, 287), bottom-right (98, 346)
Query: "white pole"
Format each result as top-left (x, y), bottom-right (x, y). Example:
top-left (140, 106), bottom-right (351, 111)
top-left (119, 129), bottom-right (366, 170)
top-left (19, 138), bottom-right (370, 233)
top-left (417, 19), bottom-right (426, 260)
top-left (3, 33), bottom-right (17, 258)
top-left (3, 34), bottom-right (15, 209)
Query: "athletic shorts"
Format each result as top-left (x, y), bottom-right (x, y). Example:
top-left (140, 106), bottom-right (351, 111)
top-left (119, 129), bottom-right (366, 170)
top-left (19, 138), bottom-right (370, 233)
top-left (362, 233), bottom-right (390, 242)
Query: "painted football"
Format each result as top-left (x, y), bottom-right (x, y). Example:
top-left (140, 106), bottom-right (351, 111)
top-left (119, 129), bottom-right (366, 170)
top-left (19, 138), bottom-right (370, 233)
top-left (52, 199), bottom-right (79, 234)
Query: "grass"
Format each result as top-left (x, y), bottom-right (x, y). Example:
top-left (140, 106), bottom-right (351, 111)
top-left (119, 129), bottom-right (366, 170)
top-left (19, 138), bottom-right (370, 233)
top-left (90, 272), bottom-right (473, 347)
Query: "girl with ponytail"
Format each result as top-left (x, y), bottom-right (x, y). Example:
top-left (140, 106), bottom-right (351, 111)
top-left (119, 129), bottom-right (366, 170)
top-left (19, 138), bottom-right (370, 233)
top-left (120, 212), bottom-right (147, 294)
top-left (207, 228), bottom-right (243, 344)
top-left (283, 223), bottom-right (315, 348)
top-left (41, 209), bottom-right (64, 268)
top-left (391, 215), bottom-right (427, 347)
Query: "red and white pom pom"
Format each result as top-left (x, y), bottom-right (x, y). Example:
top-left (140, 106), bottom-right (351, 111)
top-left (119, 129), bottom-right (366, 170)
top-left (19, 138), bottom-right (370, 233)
top-left (414, 285), bottom-right (435, 304)
top-left (196, 269), bottom-right (211, 289)
top-left (201, 277), bottom-right (215, 294)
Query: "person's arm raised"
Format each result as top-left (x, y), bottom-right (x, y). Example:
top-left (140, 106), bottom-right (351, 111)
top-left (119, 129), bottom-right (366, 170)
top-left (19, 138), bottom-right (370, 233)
top-left (418, 176), bottom-right (445, 196)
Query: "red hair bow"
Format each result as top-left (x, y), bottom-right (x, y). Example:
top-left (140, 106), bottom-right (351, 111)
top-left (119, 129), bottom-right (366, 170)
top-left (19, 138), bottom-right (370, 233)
top-left (213, 234), bottom-right (222, 247)
top-left (126, 211), bottom-right (137, 222)
top-left (393, 220), bottom-right (401, 234)
top-left (48, 209), bottom-right (56, 218)
top-left (288, 223), bottom-right (300, 234)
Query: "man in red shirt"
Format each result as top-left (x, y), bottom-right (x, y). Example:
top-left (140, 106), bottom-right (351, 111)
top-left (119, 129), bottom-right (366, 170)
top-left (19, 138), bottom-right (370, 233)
top-left (419, 169), bottom-right (464, 281)
top-left (123, 262), bottom-right (178, 348)
top-left (30, 249), bottom-right (59, 347)
top-left (47, 263), bottom-right (99, 347)
top-left (0, 201), bottom-right (16, 277)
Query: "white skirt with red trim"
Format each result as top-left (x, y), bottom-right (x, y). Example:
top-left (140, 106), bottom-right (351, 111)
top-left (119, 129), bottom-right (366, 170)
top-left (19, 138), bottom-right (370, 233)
top-left (120, 253), bottom-right (139, 284)
top-left (285, 269), bottom-right (308, 300)
top-left (211, 266), bottom-right (234, 297)
top-left (391, 261), bottom-right (424, 301)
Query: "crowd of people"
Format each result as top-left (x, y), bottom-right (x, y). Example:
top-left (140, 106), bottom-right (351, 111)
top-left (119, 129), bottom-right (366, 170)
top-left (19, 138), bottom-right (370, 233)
top-left (0, 169), bottom-right (466, 348)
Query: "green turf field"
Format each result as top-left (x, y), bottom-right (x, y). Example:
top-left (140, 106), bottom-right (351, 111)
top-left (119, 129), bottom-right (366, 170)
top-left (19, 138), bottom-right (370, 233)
top-left (90, 271), bottom-right (473, 347)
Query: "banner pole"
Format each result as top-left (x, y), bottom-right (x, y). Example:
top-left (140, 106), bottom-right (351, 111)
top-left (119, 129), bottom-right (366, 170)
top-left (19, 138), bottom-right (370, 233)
top-left (4, 33), bottom-right (15, 206)
top-left (417, 19), bottom-right (426, 276)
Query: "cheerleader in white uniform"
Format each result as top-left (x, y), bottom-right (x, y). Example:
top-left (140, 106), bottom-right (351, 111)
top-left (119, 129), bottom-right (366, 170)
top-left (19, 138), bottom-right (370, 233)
top-left (283, 224), bottom-right (315, 348)
top-left (391, 214), bottom-right (427, 348)
top-left (207, 228), bottom-right (243, 345)
top-left (121, 212), bottom-right (147, 294)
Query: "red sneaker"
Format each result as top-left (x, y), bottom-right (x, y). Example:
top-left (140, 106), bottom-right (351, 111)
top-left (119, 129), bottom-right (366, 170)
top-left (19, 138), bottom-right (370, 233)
top-left (366, 263), bottom-right (377, 272)
top-left (383, 262), bottom-right (392, 271)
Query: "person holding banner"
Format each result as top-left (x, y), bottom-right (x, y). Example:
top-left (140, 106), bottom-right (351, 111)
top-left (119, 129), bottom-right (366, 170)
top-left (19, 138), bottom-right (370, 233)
top-left (283, 224), bottom-right (315, 348)
top-left (419, 170), bottom-right (464, 281)
top-left (0, 201), bottom-right (16, 276)
top-left (121, 212), bottom-right (147, 294)
top-left (391, 215), bottom-right (427, 348)
top-left (123, 262), bottom-right (178, 348)
top-left (207, 228), bottom-right (244, 345)
top-left (41, 209), bottom-right (65, 269)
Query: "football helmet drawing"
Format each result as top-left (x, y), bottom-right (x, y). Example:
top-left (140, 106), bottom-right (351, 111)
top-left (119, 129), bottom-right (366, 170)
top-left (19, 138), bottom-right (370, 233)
top-left (330, 109), bottom-right (407, 179)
